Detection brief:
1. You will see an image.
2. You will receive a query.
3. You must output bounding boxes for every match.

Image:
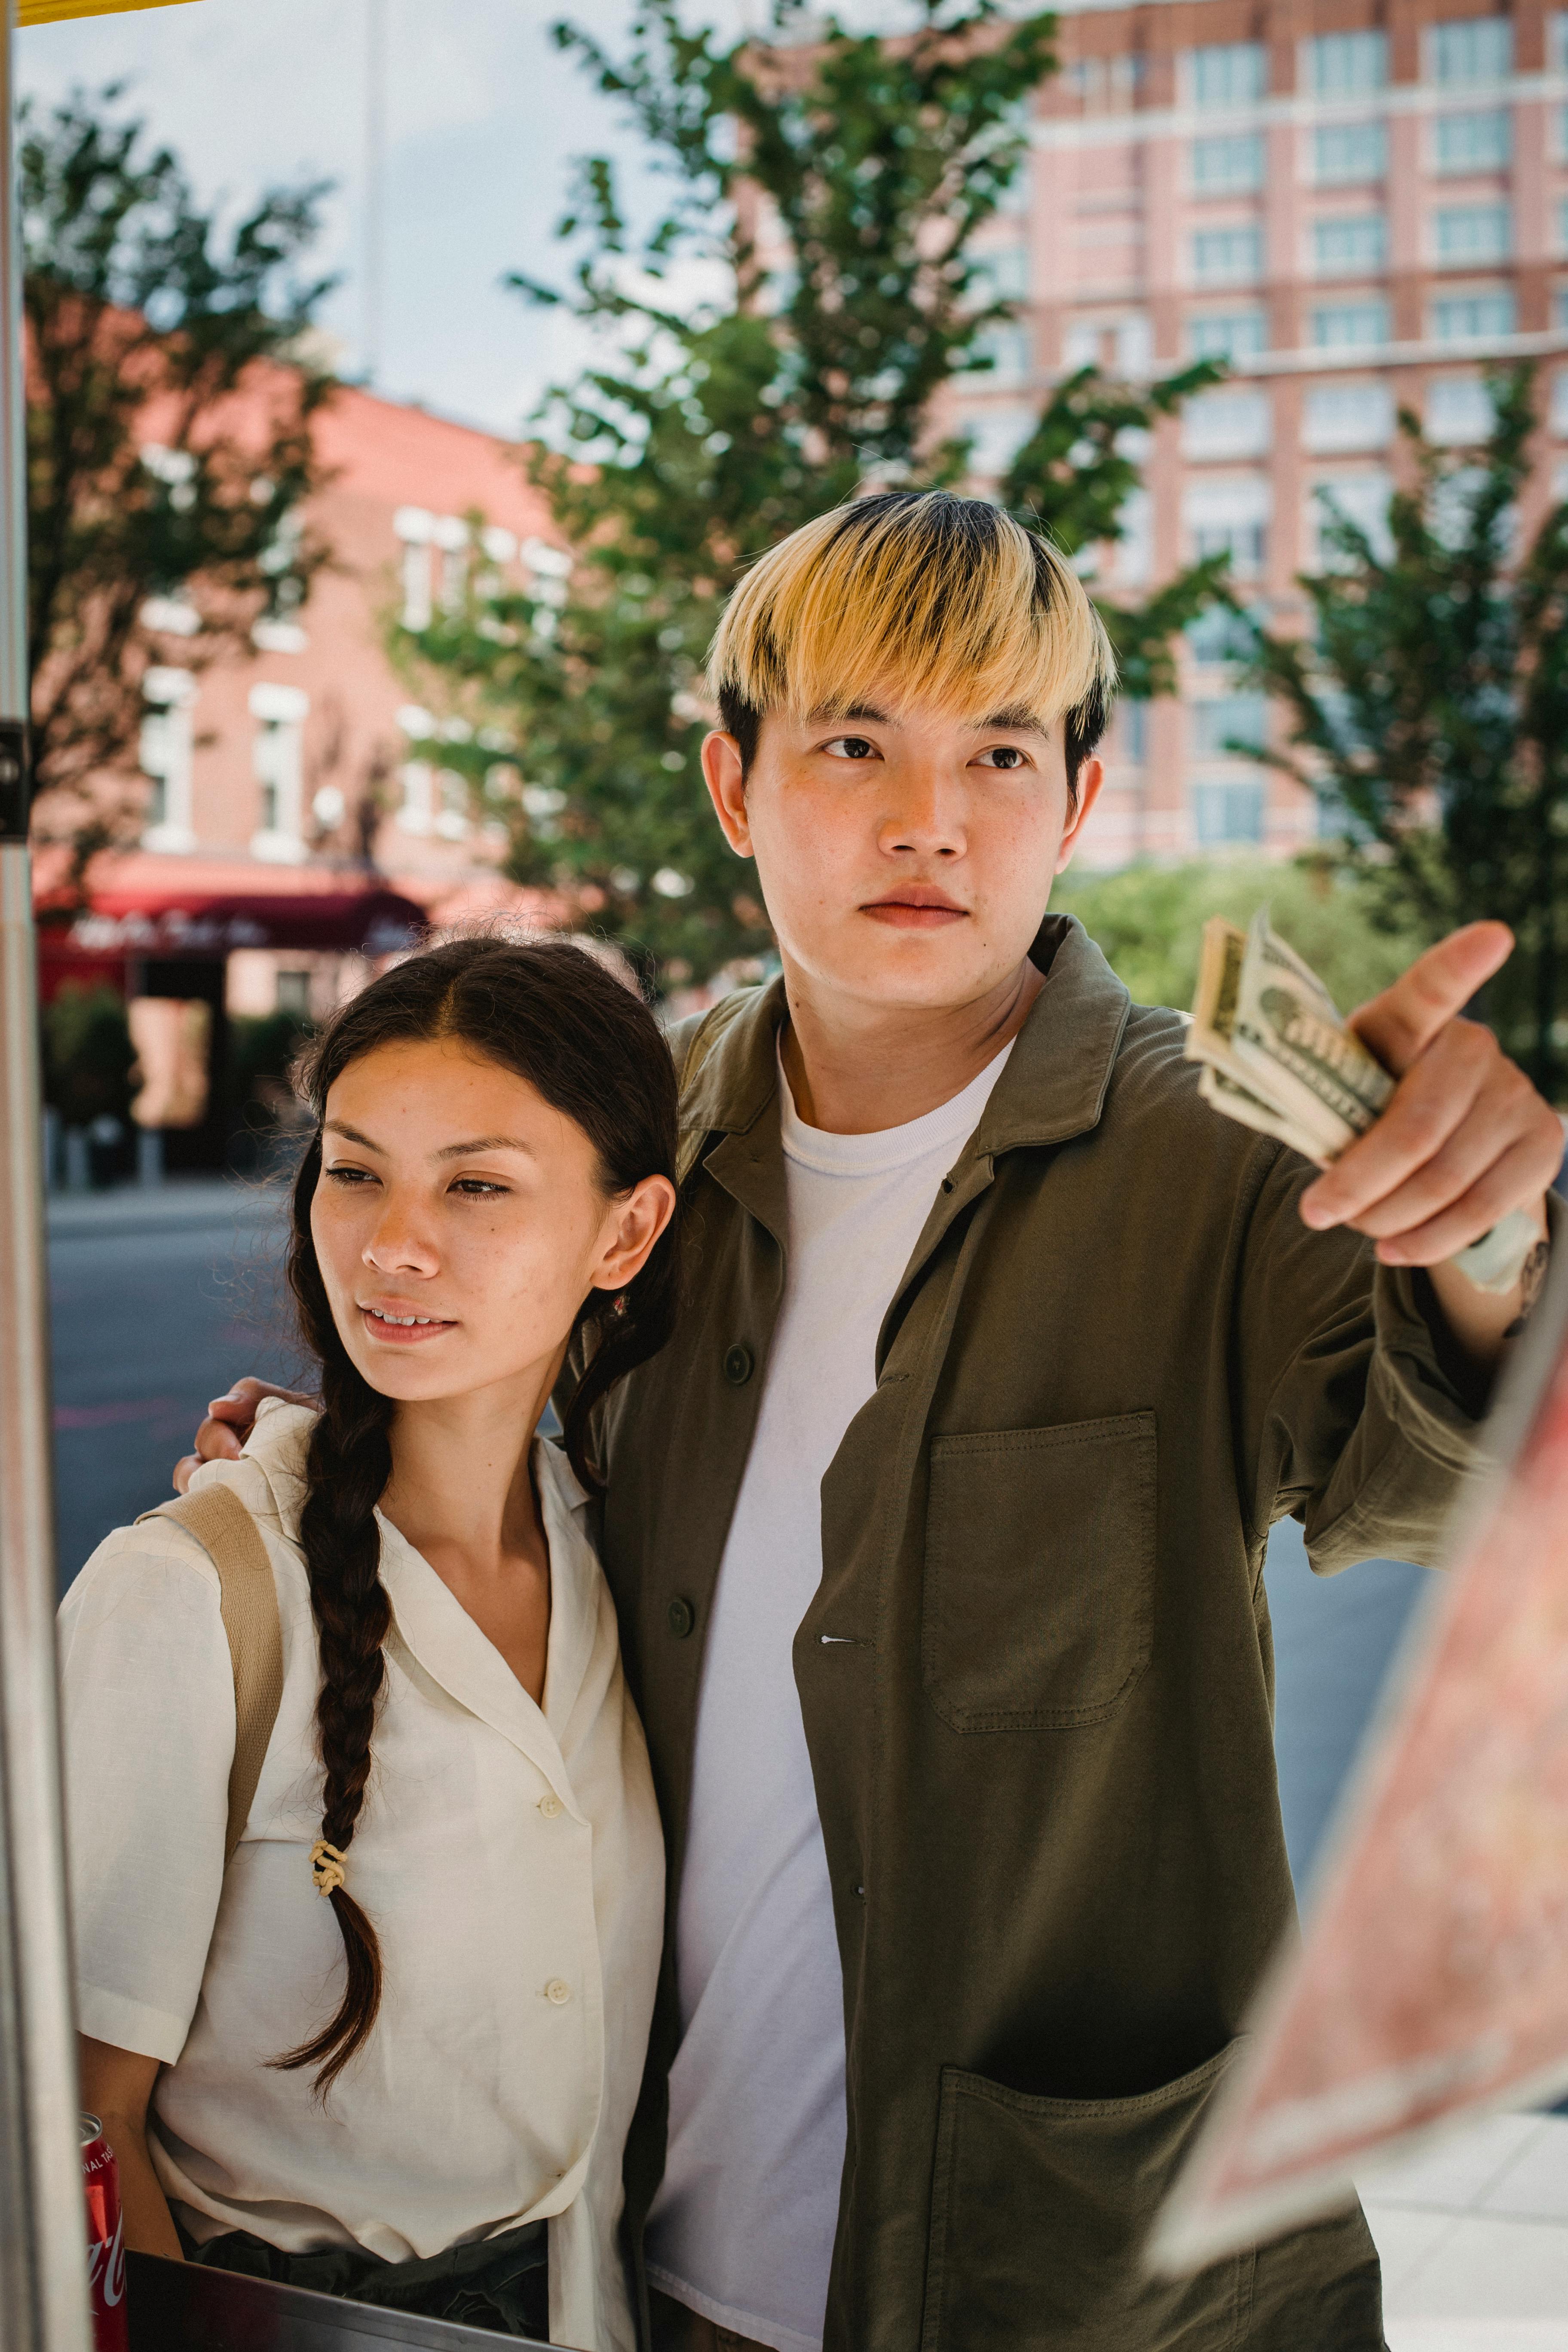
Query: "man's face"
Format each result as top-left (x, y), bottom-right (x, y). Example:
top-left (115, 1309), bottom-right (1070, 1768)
top-left (701, 691), bottom-right (1104, 1013)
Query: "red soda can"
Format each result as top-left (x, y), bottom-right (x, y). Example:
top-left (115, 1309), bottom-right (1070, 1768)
top-left (81, 2113), bottom-right (128, 2352)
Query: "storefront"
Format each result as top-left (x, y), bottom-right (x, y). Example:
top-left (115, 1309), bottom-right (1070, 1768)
top-left (34, 857), bottom-right (426, 1171)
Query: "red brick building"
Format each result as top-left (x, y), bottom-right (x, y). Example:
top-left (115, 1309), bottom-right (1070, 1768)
top-left (948, 0), bottom-right (1568, 865)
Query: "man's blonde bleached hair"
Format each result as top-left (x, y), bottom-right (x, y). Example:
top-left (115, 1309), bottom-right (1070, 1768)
top-left (708, 491), bottom-right (1118, 789)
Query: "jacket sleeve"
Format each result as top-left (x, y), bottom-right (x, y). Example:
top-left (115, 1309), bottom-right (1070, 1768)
top-left (1231, 1141), bottom-right (1555, 1576)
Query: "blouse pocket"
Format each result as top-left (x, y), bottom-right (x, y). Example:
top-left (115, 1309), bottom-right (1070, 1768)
top-left (922, 1413), bottom-right (1156, 1732)
top-left (920, 2046), bottom-right (1250, 2352)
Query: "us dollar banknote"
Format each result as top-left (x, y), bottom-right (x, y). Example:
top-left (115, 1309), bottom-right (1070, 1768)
top-left (1187, 909), bottom-right (1538, 1295)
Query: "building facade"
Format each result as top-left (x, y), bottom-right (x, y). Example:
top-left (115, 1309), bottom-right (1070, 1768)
top-left (950, 0), bottom-right (1568, 867)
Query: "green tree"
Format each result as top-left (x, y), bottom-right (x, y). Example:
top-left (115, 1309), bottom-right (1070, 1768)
top-left (402, 0), bottom-right (1222, 983)
top-left (40, 984), bottom-right (135, 1128)
top-left (1051, 854), bottom-right (1424, 1018)
top-left (1239, 365), bottom-right (1568, 1093)
top-left (22, 87), bottom-right (336, 873)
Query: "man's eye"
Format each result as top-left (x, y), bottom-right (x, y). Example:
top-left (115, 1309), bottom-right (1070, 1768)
top-left (823, 735), bottom-right (879, 761)
top-left (975, 745), bottom-right (1029, 770)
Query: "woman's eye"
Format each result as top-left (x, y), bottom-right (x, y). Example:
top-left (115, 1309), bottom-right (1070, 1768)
top-left (451, 1178), bottom-right (509, 1198)
top-left (975, 744), bottom-right (1029, 771)
top-left (822, 735), bottom-right (879, 761)
top-left (324, 1165), bottom-right (377, 1186)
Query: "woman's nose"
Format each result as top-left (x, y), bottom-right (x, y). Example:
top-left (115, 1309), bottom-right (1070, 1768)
top-left (362, 1204), bottom-right (439, 1276)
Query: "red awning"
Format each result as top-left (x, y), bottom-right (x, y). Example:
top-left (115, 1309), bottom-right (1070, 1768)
top-left (34, 853), bottom-right (428, 960)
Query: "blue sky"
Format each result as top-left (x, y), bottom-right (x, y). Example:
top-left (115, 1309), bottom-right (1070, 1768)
top-left (16, 0), bottom-right (678, 435)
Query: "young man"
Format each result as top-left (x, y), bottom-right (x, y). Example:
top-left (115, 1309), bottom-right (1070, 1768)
top-left (187, 492), bottom-right (1561, 2352)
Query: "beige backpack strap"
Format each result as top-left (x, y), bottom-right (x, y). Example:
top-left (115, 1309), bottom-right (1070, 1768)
top-left (138, 1485), bottom-right (284, 1866)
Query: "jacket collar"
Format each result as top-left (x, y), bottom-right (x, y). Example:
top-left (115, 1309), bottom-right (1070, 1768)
top-left (680, 915), bottom-right (1131, 1164)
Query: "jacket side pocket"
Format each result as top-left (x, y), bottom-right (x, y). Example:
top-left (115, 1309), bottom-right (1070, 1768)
top-left (920, 2046), bottom-right (1251, 2352)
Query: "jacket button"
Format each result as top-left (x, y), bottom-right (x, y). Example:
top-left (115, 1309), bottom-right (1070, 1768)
top-left (544, 1978), bottom-right (572, 2005)
top-left (539, 1794), bottom-right (563, 1820)
top-left (724, 1343), bottom-right (754, 1386)
top-left (668, 1596), bottom-right (696, 1638)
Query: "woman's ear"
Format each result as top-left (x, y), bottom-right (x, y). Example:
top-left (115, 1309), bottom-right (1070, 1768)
top-left (593, 1173), bottom-right (677, 1295)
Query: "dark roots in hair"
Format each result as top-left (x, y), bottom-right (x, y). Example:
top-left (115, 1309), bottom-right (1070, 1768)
top-left (275, 934), bottom-right (681, 2090)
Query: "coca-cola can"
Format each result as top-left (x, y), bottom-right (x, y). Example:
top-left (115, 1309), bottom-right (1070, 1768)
top-left (81, 2113), bottom-right (128, 2352)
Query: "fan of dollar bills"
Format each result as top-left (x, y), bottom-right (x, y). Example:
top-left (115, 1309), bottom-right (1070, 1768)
top-left (1186, 910), bottom-right (1538, 1297)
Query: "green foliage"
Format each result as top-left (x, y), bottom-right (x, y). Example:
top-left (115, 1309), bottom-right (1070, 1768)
top-left (1238, 365), bottom-right (1568, 1090)
top-left (1051, 855), bottom-right (1425, 1019)
top-left (22, 87), bottom-right (336, 862)
top-left (40, 984), bottom-right (136, 1127)
top-left (402, 0), bottom-right (1223, 983)
top-left (229, 1009), bottom-right (314, 1112)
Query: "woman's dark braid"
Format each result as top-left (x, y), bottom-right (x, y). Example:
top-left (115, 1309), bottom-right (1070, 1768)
top-left (276, 1205), bottom-right (395, 2095)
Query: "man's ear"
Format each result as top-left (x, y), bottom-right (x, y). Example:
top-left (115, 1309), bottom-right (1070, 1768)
top-left (701, 732), bottom-right (753, 858)
top-left (1055, 755), bottom-right (1106, 874)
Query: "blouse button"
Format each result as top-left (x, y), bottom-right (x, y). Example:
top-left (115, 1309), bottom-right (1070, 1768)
top-left (667, 1596), bottom-right (696, 1639)
top-left (545, 1978), bottom-right (572, 2006)
top-left (539, 1795), bottom-right (564, 1820)
top-left (723, 1343), bottom-right (753, 1386)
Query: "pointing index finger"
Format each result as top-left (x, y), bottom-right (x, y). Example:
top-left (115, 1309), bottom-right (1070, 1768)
top-left (1349, 922), bottom-right (1514, 1079)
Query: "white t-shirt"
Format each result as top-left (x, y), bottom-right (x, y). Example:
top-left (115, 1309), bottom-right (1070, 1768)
top-left (59, 1400), bottom-right (665, 2352)
top-left (645, 1041), bottom-right (1014, 2352)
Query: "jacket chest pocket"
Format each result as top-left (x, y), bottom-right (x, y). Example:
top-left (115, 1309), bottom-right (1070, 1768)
top-left (922, 1412), bottom-right (1156, 1731)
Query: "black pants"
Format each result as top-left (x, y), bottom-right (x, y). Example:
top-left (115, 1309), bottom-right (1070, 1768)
top-left (179, 2214), bottom-right (549, 2339)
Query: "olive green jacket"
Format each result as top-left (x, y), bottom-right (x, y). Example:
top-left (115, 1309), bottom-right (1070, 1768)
top-left (594, 916), bottom-right (1487, 2352)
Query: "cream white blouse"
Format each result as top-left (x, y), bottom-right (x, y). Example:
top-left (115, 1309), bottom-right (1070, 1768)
top-left (58, 1400), bottom-right (664, 2352)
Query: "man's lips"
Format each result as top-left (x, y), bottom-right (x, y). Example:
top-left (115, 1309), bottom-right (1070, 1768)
top-left (357, 1302), bottom-right (458, 1345)
top-left (861, 889), bottom-right (968, 930)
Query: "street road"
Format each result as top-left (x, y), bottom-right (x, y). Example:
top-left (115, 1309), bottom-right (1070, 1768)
top-left (47, 1179), bottom-right (1433, 1895)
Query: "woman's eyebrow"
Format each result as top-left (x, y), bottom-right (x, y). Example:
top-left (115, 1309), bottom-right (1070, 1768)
top-left (323, 1118), bottom-right (384, 1152)
top-left (434, 1135), bottom-right (536, 1161)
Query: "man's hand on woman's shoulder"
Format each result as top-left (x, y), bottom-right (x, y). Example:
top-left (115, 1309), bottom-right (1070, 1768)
top-left (174, 1375), bottom-right (315, 1494)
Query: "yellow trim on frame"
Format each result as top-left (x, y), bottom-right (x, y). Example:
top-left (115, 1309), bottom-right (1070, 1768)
top-left (19, 0), bottom-right (200, 24)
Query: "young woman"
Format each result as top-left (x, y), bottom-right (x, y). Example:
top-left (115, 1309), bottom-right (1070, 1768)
top-left (59, 936), bottom-right (678, 2351)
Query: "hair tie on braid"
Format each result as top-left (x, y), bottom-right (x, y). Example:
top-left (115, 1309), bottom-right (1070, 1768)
top-left (310, 1841), bottom-right (347, 1898)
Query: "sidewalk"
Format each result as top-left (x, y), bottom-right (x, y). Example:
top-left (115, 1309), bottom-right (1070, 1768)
top-left (1365, 2111), bottom-right (1568, 2349)
top-left (46, 1174), bottom-right (285, 1242)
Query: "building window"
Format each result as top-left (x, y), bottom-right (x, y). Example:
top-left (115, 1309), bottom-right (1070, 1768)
top-left (1552, 369), bottom-right (1568, 435)
top-left (276, 971), bottom-right (312, 1017)
top-left (399, 760), bottom-right (434, 834)
top-left (962, 405), bottom-right (1036, 479)
top-left (1434, 203), bottom-right (1511, 265)
top-left (1182, 388), bottom-right (1273, 459)
top-left (139, 668), bottom-right (196, 852)
top-left (1191, 133), bottom-right (1265, 193)
top-left (1312, 298), bottom-right (1391, 347)
top-left (1192, 226), bottom-right (1264, 286)
top-left (1187, 603), bottom-right (1261, 665)
top-left (1316, 472), bottom-right (1401, 569)
top-left (1313, 122), bottom-right (1388, 185)
top-left (1191, 695), bottom-right (1269, 758)
top-left (433, 515), bottom-right (469, 616)
top-left (394, 505), bottom-right (434, 631)
top-left (1305, 31), bottom-right (1388, 95)
top-left (1189, 42), bottom-right (1267, 110)
top-left (1303, 382), bottom-right (1395, 453)
top-left (1193, 780), bottom-right (1266, 846)
top-left (1430, 288), bottom-right (1516, 339)
top-left (1067, 55), bottom-right (1146, 113)
top-left (1115, 314), bottom-right (1153, 372)
top-left (249, 681), bottom-right (309, 861)
top-left (961, 321), bottom-right (1032, 386)
top-left (1118, 700), bottom-right (1149, 764)
top-left (1426, 374), bottom-right (1497, 444)
top-left (1186, 310), bottom-right (1268, 362)
top-left (1312, 214), bottom-right (1387, 275)
top-left (1559, 196), bottom-right (1568, 254)
top-left (1433, 109), bottom-right (1512, 173)
top-left (1427, 18), bottom-right (1513, 86)
top-left (971, 245), bottom-right (1029, 303)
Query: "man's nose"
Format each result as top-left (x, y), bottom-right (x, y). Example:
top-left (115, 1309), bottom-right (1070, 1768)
top-left (880, 766), bottom-right (965, 858)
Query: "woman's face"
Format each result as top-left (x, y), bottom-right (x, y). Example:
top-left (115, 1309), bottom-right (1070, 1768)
top-left (311, 1037), bottom-right (674, 1409)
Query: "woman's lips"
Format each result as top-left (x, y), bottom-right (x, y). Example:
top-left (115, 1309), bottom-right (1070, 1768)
top-left (862, 897), bottom-right (968, 929)
top-left (358, 1304), bottom-right (457, 1345)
